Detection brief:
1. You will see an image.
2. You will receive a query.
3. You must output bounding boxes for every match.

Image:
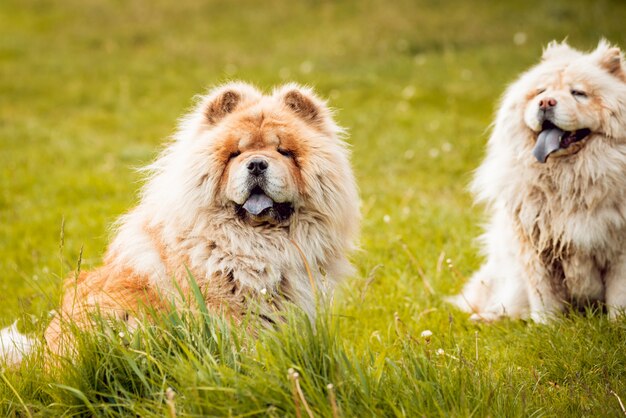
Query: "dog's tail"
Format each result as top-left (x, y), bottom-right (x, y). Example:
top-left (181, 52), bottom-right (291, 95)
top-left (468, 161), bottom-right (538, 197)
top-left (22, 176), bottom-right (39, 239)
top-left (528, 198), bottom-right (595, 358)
top-left (0, 321), bottom-right (36, 366)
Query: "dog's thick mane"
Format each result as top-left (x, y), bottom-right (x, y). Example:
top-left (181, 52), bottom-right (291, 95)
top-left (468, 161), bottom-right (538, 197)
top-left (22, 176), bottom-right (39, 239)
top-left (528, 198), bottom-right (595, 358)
top-left (104, 82), bottom-right (360, 318)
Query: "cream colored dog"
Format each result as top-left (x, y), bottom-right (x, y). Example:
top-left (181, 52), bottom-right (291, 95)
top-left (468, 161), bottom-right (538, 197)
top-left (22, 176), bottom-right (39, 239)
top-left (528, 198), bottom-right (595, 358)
top-left (449, 40), bottom-right (626, 323)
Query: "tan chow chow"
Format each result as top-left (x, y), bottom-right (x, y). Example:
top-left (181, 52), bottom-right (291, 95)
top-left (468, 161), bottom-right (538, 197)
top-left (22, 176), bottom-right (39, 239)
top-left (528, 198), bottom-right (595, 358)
top-left (449, 40), bottom-right (626, 323)
top-left (1, 82), bottom-right (359, 363)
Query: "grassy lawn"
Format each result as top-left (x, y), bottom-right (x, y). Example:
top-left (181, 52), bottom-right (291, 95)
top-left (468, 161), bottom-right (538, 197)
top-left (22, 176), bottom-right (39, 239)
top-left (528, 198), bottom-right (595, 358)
top-left (2, 0), bottom-right (626, 416)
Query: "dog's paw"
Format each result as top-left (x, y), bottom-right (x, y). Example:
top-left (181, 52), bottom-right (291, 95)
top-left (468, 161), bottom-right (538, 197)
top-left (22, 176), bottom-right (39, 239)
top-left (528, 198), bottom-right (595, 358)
top-left (530, 311), bottom-right (551, 324)
top-left (444, 294), bottom-right (474, 313)
top-left (608, 306), bottom-right (626, 321)
top-left (469, 311), bottom-right (503, 322)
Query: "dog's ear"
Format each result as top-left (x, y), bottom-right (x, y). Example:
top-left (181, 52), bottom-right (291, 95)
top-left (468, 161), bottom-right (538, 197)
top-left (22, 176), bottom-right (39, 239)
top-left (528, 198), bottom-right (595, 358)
top-left (542, 40), bottom-right (576, 61)
top-left (274, 84), bottom-right (334, 132)
top-left (202, 82), bottom-right (262, 125)
top-left (594, 39), bottom-right (625, 79)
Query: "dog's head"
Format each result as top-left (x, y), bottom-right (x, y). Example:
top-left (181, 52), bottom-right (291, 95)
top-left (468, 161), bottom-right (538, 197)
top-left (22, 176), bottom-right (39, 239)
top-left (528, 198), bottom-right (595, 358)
top-left (157, 82), bottom-right (357, 231)
top-left (511, 40), bottom-right (626, 163)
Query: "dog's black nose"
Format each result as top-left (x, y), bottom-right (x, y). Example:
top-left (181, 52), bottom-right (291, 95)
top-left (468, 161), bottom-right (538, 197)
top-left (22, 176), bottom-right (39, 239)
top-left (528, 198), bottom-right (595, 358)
top-left (247, 158), bottom-right (269, 175)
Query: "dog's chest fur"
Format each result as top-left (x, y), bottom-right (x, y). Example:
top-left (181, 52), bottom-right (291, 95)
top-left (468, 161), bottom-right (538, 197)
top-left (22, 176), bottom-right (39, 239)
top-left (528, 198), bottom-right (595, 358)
top-left (511, 163), bottom-right (626, 302)
top-left (147, 210), bottom-right (340, 318)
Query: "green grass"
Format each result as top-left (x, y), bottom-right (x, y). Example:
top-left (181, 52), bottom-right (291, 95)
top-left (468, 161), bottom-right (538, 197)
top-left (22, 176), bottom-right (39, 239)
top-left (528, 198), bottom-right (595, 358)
top-left (2, 0), bottom-right (626, 416)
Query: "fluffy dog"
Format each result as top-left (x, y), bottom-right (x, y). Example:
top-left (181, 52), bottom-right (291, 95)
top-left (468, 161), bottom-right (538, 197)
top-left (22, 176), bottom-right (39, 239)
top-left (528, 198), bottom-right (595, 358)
top-left (449, 40), bottom-right (626, 323)
top-left (2, 82), bottom-right (359, 363)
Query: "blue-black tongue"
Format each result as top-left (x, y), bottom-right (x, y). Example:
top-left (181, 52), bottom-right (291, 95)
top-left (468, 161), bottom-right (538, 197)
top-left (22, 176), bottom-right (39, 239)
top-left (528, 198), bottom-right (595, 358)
top-left (242, 193), bottom-right (274, 216)
top-left (533, 128), bottom-right (564, 163)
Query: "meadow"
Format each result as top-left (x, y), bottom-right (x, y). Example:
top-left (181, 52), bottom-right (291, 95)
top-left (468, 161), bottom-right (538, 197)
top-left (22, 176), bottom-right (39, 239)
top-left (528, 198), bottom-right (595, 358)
top-left (2, 0), bottom-right (626, 416)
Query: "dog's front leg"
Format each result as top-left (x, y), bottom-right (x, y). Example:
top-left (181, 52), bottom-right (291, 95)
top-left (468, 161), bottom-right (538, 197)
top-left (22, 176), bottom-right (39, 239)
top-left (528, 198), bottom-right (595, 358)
top-left (605, 253), bottom-right (626, 319)
top-left (561, 254), bottom-right (603, 306)
top-left (521, 249), bottom-right (565, 323)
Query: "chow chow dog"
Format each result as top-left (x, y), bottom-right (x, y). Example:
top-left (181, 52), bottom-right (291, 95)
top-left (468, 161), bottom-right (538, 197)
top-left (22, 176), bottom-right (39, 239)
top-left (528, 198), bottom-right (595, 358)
top-left (449, 40), bottom-right (626, 323)
top-left (1, 82), bottom-right (359, 363)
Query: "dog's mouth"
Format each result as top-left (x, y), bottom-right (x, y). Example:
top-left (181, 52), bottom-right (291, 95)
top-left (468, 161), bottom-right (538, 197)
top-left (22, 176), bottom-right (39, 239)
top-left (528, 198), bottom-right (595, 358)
top-left (532, 121), bottom-right (592, 163)
top-left (236, 186), bottom-right (294, 225)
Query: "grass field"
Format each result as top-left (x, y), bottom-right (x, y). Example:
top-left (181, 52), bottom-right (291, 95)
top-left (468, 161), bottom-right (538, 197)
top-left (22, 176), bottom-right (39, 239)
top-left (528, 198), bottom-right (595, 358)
top-left (2, 0), bottom-right (626, 416)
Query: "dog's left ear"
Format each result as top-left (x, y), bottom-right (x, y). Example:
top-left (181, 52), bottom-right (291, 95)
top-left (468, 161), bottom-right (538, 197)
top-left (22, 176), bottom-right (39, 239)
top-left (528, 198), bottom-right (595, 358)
top-left (274, 84), bottom-right (335, 132)
top-left (594, 40), bottom-right (625, 79)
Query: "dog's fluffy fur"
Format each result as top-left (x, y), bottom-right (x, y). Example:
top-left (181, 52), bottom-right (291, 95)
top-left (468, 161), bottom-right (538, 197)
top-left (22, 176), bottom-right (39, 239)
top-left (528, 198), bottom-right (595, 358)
top-left (2, 82), bottom-right (359, 364)
top-left (449, 40), bottom-right (626, 322)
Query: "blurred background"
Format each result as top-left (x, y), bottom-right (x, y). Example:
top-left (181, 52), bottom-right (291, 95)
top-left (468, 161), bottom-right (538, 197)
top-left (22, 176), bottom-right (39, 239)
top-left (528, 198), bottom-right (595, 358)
top-left (1, 0), bottom-right (625, 327)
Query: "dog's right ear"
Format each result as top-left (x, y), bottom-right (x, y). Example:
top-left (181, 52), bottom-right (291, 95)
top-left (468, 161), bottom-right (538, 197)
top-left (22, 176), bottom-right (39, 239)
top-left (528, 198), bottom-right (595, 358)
top-left (541, 40), bottom-right (576, 61)
top-left (202, 82), bottom-right (262, 125)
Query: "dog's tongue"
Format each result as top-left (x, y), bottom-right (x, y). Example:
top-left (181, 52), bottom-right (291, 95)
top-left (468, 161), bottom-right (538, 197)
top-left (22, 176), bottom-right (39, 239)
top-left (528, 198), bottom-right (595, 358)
top-left (533, 128), bottom-right (564, 163)
top-left (242, 193), bottom-right (274, 215)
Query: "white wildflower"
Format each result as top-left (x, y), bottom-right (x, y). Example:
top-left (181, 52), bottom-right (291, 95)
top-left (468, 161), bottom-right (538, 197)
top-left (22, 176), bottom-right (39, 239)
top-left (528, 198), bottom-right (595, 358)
top-left (402, 85), bottom-right (416, 99)
top-left (279, 67), bottom-right (291, 79)
top-left (396, 39), bottom-right (409, 52)
top-left (428, 120), bottom-right (440, 132)
top-left (513, 32), bottom-right (527, 46)
top-left (224, 63), bottom-right (238, 75)
top-left (396, 101), bottom-right (409, 112)
top-left (414, 54), bottom-right (426, 66)
top-left (299, 61), bottom-right (314, 74)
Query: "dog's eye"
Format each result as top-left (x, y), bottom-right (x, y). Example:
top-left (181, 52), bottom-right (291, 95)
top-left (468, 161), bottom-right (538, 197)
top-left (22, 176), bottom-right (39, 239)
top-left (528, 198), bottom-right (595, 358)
top-left (228, 150), bottom-right (241, 160)
top-left (277, 148), bottom-right (295, 158)
top-left (536, 88), bottom-right (546, 95)
top-left (571, 89), bottom-right (588, 98)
